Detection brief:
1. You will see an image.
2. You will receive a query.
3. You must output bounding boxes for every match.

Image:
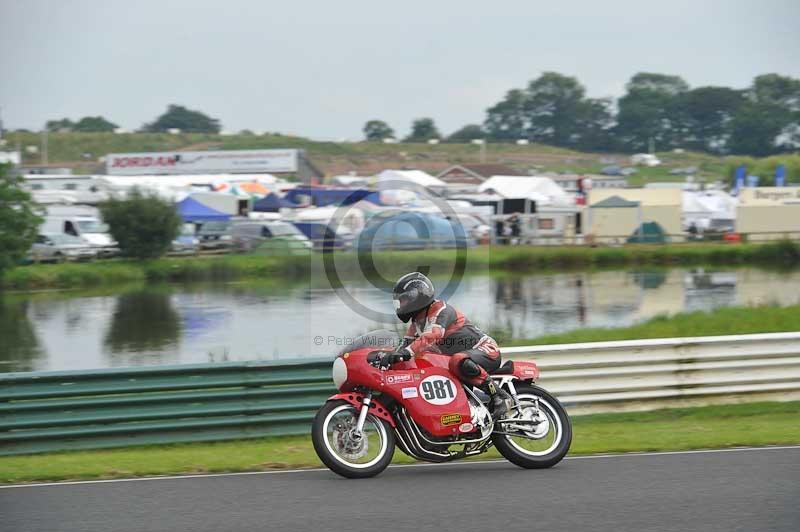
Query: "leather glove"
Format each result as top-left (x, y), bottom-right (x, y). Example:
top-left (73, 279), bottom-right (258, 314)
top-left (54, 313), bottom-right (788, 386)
top-left (379, 348), bottom-right (411, 369)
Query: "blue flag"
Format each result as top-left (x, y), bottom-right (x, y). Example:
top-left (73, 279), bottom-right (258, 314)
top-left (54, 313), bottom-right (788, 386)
top-left (734, 165), bottom-right (746, 191)
top-left (775, 164), bottom-right (786, 187)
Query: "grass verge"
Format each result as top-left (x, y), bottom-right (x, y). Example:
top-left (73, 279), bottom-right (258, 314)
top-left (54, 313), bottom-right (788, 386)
top-left (4, 240), bottom-right (800, 291)
top-left (504, 304), bottom-right (800, 346)
top-left (0, 401), bottom-right (797, 484)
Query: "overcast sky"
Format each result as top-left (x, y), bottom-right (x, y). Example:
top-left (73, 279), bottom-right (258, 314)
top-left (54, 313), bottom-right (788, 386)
top-left (1, 0), bottom-right (799, 139)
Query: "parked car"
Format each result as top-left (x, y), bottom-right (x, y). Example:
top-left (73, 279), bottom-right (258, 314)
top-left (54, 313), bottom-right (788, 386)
top-left (291, 221), bottom-right (354, 251)
top-left (450, 213), bottom-right (491, 242)
top-left (28, 233), bottom-right (98, 263)
top-left (171, 224), bottom-right (201, 254)
top-left (630, 153), bottom-right (662, 167)
top-left (198, 220), bottom-right (233, 250)
top-left (230, 221), bottom-right (312, 255)
top-left (356, 212), bottom-right (470, 251)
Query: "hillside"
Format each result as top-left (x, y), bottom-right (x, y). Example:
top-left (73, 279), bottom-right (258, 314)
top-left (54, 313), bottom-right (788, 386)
top-left (0, 131), bottom-right (767, 184)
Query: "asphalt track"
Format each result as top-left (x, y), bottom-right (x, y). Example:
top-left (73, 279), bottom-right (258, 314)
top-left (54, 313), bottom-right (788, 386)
top-left (2, 447), bottom-right (799, 532)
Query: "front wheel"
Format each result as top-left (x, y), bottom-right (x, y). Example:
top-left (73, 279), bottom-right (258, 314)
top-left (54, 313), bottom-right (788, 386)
top-left (312, 400), bottom-right (395, 478)
top-left (492, 383), bottom-right (572, 469)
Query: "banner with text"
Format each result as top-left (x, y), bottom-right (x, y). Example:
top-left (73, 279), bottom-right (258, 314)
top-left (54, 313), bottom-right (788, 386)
top-left (106, 149), bottom-right (298, 175)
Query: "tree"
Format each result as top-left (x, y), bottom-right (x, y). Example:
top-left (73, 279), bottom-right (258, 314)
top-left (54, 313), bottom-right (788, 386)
top-left (45, 118), bottom-right (74, 132)
top-left (142, 104), bottom-right (221, 134)
top-left (522, 72), bottom-right (587, 146)
top-left (73, 116), bottom-right (118, 132)
top-left (573, 97), bottom-right (616, 151)
top-left (0, 165), bottom-right (43, 275)
top-left (625, 72), bottom-right (689, 95)
top-left (363, 120), bottom-right (395, 142)
top-left (615, 73), bottom-right (689, 152)
top-left (404, 118), bottom-right (441, 142)
top-left (728, 102), bottom-right (787, 156)
top-left (678, 87), bottom-right (744, 153)
top-left (99, 189), bottom-right (182, 259)
top-left (750, 73), bottom-right (800, 111)
top-left (484, 73), bottom-right (611, 150)
top-left (726, 74), bottom-right (800, 155)
top-left (484, 89), bottom-right (528, 141)
top-left (446, 124), bottom-right (485, 143)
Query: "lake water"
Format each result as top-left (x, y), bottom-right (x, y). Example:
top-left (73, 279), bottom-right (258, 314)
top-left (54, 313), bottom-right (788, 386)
top-left (2, 267), bottom-right (799, 373)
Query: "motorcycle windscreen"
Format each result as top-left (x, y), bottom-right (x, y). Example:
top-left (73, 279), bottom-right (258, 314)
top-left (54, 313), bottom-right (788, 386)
top-left (333, 329), bottom-right (399, 358)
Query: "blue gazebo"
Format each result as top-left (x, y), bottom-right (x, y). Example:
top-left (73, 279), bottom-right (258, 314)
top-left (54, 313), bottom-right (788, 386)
top-left (176, 197), bottom-right (231, 222)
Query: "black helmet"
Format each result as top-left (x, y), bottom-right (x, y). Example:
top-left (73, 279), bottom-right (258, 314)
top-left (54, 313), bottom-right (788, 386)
top-left (393, 272), bottom-right (435, 323)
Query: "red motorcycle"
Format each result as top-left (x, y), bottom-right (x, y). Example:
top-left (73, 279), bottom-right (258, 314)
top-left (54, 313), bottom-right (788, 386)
top-left (312, 330), bottom-right (572, 478)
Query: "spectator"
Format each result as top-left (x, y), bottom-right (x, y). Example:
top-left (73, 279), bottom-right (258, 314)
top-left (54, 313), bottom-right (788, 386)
top-left (495, 218), bottom-right (507, 245)
top-left (509, 214), bottom-right (521, 244)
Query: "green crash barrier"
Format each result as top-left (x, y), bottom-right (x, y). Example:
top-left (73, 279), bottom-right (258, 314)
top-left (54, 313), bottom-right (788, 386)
top-left (0, 359), bottom-right (337, 456)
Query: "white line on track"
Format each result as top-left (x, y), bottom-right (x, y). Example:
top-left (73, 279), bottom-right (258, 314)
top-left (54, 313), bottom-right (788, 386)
top-left (2, 445), bottom-right (799, 490)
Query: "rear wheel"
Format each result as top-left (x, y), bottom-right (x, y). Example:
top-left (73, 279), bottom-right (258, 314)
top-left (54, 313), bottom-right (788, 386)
top-left (312, 400), bottom-right (395, 478)
top-left (492, 383), bottom-right (572, 469)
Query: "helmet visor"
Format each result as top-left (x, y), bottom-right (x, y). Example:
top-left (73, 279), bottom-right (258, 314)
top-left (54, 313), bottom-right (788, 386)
top-left (392, 287), bottom-right (420, 313)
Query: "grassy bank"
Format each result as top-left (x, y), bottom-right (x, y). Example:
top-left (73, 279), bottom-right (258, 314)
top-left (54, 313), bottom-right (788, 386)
top-left (0, 401), bottom-right (796, 484)
top-left (6, 131), bottom-right (736, 183)
top-left (3, 240), bottom-right (800, 291)
top-left (505, 304), bottom-right (800, 346)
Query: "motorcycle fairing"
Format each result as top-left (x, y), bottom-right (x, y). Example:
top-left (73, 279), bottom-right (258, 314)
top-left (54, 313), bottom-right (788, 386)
top-left (381, 354), bottom-right (473, 438)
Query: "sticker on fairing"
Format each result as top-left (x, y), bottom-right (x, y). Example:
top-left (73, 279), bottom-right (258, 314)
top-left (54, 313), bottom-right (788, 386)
top-left (440, 413), bottom-right (462, 426)
top-left (387, 373), bottom-right (412, 384)
top-left (459, 422), bottom-right (475, 433)
top-left (419, 375), bottom-right (457, 405)
top-left (401, 387), bottom-right (418, 399)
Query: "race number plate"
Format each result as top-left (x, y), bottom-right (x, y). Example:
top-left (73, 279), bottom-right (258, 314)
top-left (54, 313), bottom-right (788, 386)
top-left (418, 375), bottom-right (457, 405)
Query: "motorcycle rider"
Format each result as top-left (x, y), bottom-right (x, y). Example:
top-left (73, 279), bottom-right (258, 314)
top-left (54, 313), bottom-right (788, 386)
top-left (384, 272), bottom-right (513, 418)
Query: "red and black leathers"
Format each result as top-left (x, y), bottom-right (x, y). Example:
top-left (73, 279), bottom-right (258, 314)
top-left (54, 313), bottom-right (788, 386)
top-left (400, 300), bottom-right (501, 386)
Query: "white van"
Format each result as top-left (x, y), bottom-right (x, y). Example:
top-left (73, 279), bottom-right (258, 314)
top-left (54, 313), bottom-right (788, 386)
top-left (40, 214), bottom-right (118, 257)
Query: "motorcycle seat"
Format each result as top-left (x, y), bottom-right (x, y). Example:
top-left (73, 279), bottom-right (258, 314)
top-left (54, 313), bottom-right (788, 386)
top-left (491, 360), bottom-right (515, 375)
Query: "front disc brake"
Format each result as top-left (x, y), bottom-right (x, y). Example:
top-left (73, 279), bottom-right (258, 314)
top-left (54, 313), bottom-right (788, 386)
top-left (333, 428), bottom-right (369, 461)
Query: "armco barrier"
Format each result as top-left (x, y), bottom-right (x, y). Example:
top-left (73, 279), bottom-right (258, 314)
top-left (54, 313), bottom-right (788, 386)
top-left (503, 332), bottom-right (800, 413)
top-left (1, 332), bottom-right (799, 456)
top-left (0, 360), bottom-right (335, 456)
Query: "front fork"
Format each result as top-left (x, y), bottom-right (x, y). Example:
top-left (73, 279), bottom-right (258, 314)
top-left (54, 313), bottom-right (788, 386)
top-left (352, 391), bottom-right (373, 437)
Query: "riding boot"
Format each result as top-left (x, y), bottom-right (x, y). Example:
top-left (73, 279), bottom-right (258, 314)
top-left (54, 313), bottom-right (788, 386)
top-left (484, 379), bottom-right (513, 419)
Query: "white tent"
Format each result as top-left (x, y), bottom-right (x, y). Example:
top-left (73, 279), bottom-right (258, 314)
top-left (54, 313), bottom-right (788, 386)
top-left (377, 169), bottom-right (446, 189)
top-left (331, 175), bottom-right (371, 187)
top-left (285, 205), bottom-right (366, 234)
top-left (377, 169), bottom-right (446, 205)
top-left (478, 176), bottom-right (571, 206)
top-left (682, 190), bottom-right (737, 229)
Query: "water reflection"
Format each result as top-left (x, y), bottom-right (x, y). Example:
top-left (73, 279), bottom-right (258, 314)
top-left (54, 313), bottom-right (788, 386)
top-left (3, 267), bottom-right (800, 372)
top-left (0, 298), bottom-right (44, 372)
top-left (631, 270), bottom-right (667, 290)
top-left (103, 289), bottom-right (182, 366)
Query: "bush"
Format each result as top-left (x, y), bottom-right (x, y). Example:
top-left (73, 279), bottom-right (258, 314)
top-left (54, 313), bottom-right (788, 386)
top-left (0, 165), bottom-right (43, 276)
top-left (99, 189), bottom-right (182, 259)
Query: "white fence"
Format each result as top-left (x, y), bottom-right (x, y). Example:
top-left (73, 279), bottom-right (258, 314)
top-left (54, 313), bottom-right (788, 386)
top-left (502, 332), bottom-right (800, 413)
